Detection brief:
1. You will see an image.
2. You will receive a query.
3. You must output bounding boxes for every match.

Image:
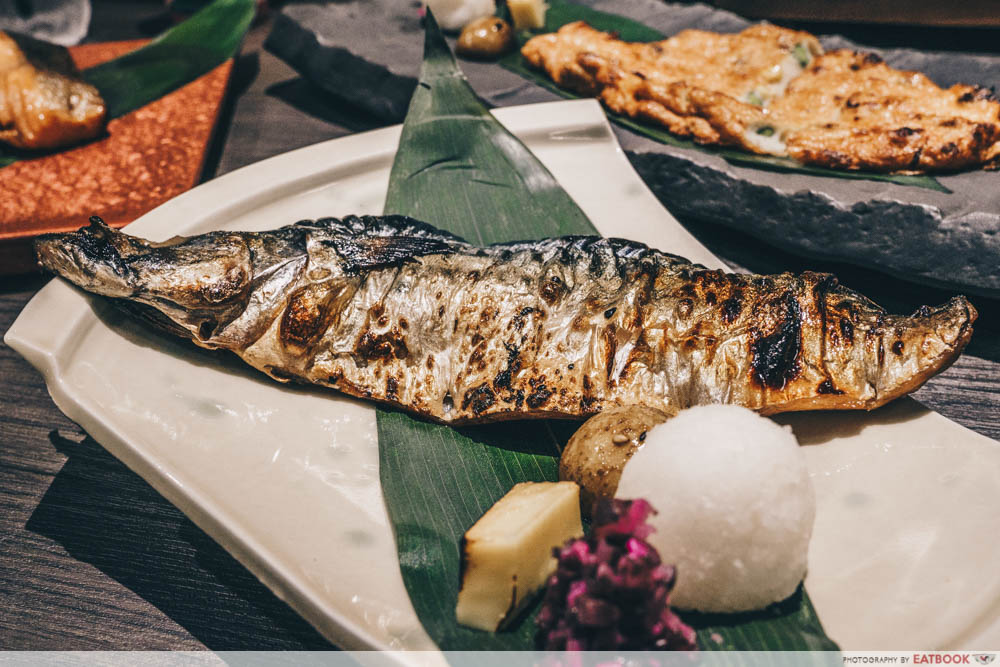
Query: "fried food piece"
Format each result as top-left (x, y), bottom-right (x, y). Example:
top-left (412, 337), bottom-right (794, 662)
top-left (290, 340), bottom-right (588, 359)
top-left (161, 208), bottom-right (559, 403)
top-left (522, 21), bottom-right (1000, 172)
top-left (773, 50), bottom-right (1000, 172)
top-left (0, 31), bottom-right (106, 150)
top-left (523, 21), bottom-right (820, 146)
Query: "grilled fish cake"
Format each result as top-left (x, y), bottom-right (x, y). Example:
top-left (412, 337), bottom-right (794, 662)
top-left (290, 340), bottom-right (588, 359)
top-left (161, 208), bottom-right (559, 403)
top-left (35, 215), bottom-right (975, 424)
top-left (0, 31), bottom-right (106, 150)
top-left (522, 21), bottom-right (1000, 172)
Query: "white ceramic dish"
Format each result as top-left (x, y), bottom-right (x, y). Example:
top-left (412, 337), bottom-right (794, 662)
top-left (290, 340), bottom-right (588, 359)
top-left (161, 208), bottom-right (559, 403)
top-left (6, 99), bottom-right (1000, 652)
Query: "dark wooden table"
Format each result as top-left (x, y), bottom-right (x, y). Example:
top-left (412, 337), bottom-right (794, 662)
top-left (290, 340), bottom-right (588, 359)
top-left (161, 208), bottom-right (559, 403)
top-left (1, 2), bottom-right (999, 650)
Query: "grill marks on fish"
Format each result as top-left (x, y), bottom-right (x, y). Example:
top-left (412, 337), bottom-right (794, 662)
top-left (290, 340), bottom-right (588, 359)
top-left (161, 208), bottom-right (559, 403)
top-left (749, 292), bottom-right (803, 390)
top-left (463, 383), bottom-right (496, 414)
top-left (34, 215), bottom-right (977, 423)
top-left (279, 282), bottom-right (346, 355)
top-left (75, 222), bottom-right (132, 279)
top-left (355, 326), bottom-right (410, 363)
top-left (817, 380), bottom-right (843, 395)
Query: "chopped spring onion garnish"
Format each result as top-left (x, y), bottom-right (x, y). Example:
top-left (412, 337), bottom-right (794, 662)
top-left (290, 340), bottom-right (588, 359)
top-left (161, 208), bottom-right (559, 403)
top-left (791, 43), bottom-right (812, 68)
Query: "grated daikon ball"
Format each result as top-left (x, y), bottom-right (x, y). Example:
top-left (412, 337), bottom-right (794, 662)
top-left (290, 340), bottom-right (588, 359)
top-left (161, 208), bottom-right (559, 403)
top-left (615, 404), bottom-right (815, 613)
top-left (425, 0), bottom-right (496, 31)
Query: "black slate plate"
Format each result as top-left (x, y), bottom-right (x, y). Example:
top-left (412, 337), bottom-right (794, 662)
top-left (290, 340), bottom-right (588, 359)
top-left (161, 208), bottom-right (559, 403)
top-left (265, 0), bottom-right (1000, 298)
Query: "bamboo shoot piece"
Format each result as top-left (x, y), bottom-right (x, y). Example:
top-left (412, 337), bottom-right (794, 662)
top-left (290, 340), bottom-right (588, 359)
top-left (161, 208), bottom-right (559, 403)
top-left (508, 0), bottom-right (547, 30)
top-left (456, 481), bottom-right (583, 631)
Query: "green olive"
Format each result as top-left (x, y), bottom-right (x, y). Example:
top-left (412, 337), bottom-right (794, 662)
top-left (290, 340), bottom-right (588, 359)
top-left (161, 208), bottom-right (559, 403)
top-left (456, 16), bottom-right (514, 60)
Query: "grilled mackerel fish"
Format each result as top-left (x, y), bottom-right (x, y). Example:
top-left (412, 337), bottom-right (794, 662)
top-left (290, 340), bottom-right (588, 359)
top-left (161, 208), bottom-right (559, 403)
top-left (36, 215), bottom-right (975, 424)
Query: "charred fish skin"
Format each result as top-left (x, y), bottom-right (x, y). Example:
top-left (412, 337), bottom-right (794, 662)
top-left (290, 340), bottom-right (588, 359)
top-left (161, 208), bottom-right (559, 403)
top-left (35, 216), bottom-right (976, 424)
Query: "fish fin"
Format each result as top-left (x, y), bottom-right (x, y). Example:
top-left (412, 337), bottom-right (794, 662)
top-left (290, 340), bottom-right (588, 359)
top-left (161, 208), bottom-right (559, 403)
top-left (113, 299), bottom-right (193, 340)
top-left (299, 215), bottom-right (471, 246)
top-left (370, 215), bottom-right (470, 245)
top-left (328, 235), bottom-right (455, 273)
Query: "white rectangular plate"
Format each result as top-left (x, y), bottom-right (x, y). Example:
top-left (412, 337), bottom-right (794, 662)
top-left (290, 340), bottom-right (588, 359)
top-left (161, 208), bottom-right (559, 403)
top-left (7, 99), bottom-right (1000, 652)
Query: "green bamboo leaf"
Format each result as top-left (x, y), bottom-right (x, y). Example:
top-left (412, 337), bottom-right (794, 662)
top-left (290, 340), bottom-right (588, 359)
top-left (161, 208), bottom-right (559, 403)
top-left (83, 0), bottom-right (255, 119)
top-left (379, 10), bottom-right (839, 654)
top-left (0, 0), bottom-right (254, 168)
top-left (498, 0), bottom-right (949, 194)
top-left (380, 8), bottom-right (592, 649)
top-left (383, 10), bottom-right (594, 238)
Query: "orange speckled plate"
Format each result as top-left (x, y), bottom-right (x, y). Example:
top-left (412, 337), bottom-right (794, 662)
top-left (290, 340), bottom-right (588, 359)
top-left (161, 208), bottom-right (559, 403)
top-left (0, 40), bottom-right (234, 275)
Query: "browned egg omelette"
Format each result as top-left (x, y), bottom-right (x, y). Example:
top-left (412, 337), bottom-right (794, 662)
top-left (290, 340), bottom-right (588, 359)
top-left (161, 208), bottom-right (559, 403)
top-left (522, 21), bottom-right (1000, 173)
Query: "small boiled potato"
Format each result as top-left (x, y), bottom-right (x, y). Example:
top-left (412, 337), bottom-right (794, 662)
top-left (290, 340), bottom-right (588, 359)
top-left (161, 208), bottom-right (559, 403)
top-left (456, 16), bottom-right (513, 60)
top-left (559, 406), bottom-right (675, 515)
